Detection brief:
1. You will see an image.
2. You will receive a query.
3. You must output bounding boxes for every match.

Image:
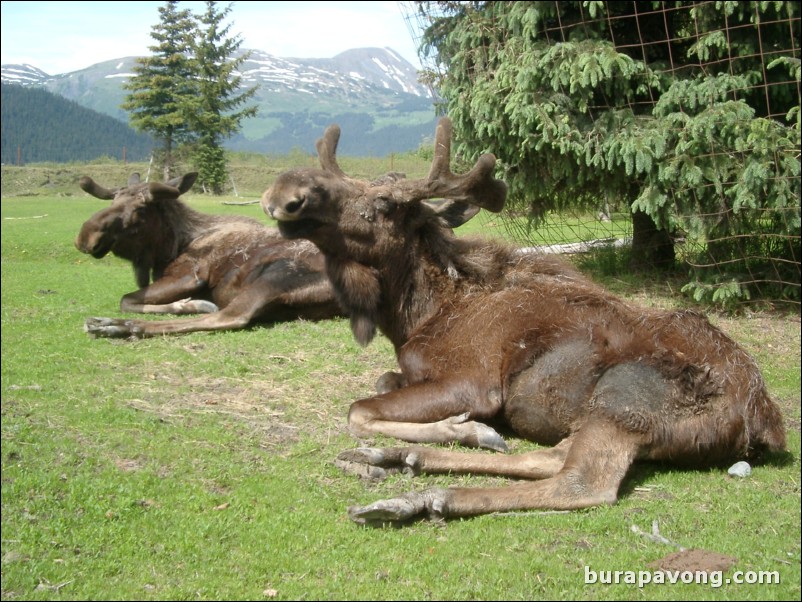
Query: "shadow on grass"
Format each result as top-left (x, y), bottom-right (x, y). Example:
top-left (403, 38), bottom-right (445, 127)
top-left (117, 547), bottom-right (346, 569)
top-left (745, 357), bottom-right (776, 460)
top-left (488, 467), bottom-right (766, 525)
top-left (619, 447), bottom-right (796, 500)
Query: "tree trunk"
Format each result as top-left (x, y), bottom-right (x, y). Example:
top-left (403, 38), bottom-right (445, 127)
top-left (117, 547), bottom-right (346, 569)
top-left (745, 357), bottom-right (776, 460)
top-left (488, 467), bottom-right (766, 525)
top-left (630, 210), bottom-right (675, 270)
top-left (162, 134), bottom-right (173, 181)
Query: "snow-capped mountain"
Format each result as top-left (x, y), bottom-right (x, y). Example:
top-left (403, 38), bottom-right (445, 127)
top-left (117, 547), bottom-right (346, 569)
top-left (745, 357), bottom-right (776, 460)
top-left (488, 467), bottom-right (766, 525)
top-left (1, 63), bottom-right (51, 85)
top-left (1, 47), bottom-right (438, 156)
top-left (242, 47), bottom-right (431, 99)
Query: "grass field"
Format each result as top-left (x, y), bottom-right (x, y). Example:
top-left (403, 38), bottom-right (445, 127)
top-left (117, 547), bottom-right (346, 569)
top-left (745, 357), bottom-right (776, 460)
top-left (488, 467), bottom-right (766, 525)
top-left (1, 181), bottom-right (800, 600)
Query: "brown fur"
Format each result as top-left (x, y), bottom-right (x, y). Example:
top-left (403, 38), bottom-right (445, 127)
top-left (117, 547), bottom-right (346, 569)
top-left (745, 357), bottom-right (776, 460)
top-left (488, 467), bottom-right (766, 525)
top-left (76, 172), bottom-right (343, 338)
top-left (262, 118), bottom-right (787, 525)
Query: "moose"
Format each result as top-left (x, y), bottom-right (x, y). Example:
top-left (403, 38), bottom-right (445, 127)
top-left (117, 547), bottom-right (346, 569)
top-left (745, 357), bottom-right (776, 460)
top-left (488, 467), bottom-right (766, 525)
top-left (262, 117), bottom-right (787, 526)
top-left (76, 172), bottom-right (344, 338)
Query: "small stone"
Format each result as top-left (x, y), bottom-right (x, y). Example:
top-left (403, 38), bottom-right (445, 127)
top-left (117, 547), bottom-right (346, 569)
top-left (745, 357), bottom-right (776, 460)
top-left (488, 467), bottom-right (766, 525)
top-left (727, 461), bottom-right (751, 478)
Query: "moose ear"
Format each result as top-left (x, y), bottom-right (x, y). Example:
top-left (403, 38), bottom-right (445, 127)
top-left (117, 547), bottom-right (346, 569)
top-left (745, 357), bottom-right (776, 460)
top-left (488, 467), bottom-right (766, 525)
top-left (164, 172), bottom-right (197, 194)
top-left (177, 172), bottom-right (198, 193)
top-left (145, 182), bottom-right (182, 203)
top-left (423, 199), bottom-right (482, 229)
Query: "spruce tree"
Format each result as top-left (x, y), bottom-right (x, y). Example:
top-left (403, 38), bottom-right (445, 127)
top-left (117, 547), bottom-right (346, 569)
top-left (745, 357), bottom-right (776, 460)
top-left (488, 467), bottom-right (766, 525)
top-left (188, 1), bottom-right (258, 195)
top-left (414, 1), bottom-right (800, 304)
top-left (122, 1), bottom-right (197, 180)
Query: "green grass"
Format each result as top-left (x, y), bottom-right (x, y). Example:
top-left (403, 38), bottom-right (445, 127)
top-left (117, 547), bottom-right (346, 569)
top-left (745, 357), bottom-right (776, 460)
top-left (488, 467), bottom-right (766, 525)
top-left (2, 191), bottom-right (800, 600)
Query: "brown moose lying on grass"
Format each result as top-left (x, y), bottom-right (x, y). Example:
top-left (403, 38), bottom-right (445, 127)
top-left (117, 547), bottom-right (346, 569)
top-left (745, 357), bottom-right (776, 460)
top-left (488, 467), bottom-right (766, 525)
top-left (76, 172), bottom-right (344, 338)
top-left (262, 117), bottom-right (787, 526)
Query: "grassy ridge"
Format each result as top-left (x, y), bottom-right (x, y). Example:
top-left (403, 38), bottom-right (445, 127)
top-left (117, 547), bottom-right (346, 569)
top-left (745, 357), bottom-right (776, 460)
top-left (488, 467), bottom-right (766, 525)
top-left (1, 186), bottom-right (800, 599)
top-left (0, 152), bottom-right (432, 200)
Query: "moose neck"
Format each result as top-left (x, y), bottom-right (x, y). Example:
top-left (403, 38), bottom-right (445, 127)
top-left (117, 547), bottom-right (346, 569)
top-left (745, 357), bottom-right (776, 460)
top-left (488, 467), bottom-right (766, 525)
top-left (327, 228), bottom-right (500, 354)
top-left (173, 201), bottom-right (234, 249)
top-left (139, 202), bottom-right (212, 273)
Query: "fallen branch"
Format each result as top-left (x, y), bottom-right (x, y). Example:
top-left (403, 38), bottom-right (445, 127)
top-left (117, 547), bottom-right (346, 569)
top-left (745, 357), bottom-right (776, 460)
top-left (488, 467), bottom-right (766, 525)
top-left (35, 579), bottom-right (73, 592)
top-left (222, 200), bottom-right (260, 206)
top-left (517, 237), bottom-right (630, 255)
top-left (631, 520), bottom-right (686, 551)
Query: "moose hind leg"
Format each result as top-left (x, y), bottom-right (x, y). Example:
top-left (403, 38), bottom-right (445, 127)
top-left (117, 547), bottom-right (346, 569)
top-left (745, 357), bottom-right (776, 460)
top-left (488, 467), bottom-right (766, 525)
top-left (347, 420), bottom-right (644, 525)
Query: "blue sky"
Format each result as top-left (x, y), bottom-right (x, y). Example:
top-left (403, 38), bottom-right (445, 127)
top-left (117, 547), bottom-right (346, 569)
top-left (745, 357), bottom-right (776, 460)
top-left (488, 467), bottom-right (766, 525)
top-left (0, 1), bottom-right (424, 74)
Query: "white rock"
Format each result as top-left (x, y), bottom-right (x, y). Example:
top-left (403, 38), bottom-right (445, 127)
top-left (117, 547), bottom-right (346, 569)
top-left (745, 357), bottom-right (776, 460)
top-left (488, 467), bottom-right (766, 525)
top-left (727, 461), bottom-right (752, 478)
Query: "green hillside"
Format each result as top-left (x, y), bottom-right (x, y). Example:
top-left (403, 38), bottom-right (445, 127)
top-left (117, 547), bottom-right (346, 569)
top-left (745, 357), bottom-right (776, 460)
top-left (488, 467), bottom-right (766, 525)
top-left (1, 83), bottom-right (153, 164)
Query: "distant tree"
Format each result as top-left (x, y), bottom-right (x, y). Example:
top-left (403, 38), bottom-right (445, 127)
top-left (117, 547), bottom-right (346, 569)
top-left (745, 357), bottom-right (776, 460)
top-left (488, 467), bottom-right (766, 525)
top-left (415, 1), bottom-right (800, 304)
top-left (121, 1), bottom-right (258, 191)
top-left (187, 1), bottom-right (259, 195)
top-left (188, 1), bottom-right (257, 194)
top-left (122, 1), bottom-right (198, 180)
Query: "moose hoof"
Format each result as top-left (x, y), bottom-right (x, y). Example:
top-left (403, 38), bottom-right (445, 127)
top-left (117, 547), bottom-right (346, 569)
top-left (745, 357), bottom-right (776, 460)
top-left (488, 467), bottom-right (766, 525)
top-left (472, 422), bottom-right (509, 453)
top-left (444, 413), bottom-right (508, 452)
top-left (347, 489), bottom-right (448, 526)
top-left (84, 317), bottom-right (136, 338)
top-left (335, 447), bottom-right (420, 480)
top-left (174, 299), bottom-right (218, 314)
top-left (334, 458), bottom-right (391, 481)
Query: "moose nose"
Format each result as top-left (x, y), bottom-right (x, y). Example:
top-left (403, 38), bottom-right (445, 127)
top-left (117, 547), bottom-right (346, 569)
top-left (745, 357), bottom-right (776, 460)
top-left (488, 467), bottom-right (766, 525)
top-left (283, 197), bottom-right (305, 214)
top-left (74, 231), bottom-right (95, 254)
top-left (263, 194), bottom-right (306, 221)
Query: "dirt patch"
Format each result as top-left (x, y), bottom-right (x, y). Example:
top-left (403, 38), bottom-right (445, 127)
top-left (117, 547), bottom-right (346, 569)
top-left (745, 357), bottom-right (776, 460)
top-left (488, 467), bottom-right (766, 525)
top-left (649, 548), bottom-right (737, 574)
top-left (122, 354), bottom-right (384, 449)
top-left (125, 371), bottom-right (307, 448)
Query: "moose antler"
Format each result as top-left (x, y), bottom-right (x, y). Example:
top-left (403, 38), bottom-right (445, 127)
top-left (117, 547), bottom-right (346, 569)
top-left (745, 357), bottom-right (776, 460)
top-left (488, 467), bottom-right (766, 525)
top-left (415, 118), bottom-right (506, 212)
top-left (316, 125), bottom-right (346, 177)
top-left (363, 118), bottom-right (506, 212)
top-left (312, 117), bottom-right (506, 211)
top-left (79, 176), bottom-right (116, 200)
top-left (80, 173), bottom-right (197, 202)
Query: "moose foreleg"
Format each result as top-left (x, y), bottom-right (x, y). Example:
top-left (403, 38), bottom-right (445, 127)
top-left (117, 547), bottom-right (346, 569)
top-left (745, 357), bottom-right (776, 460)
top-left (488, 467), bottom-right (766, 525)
top-left (347, 379), bottom-right (508, 452)
top-left (84, 310), bottom-right (251, 338)
top-left (119, 274), bottom-right (214, 314)
top-left (85, 280), bottom-right (278, 338)
top-left (136, 298), bottom-right (219, 314)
